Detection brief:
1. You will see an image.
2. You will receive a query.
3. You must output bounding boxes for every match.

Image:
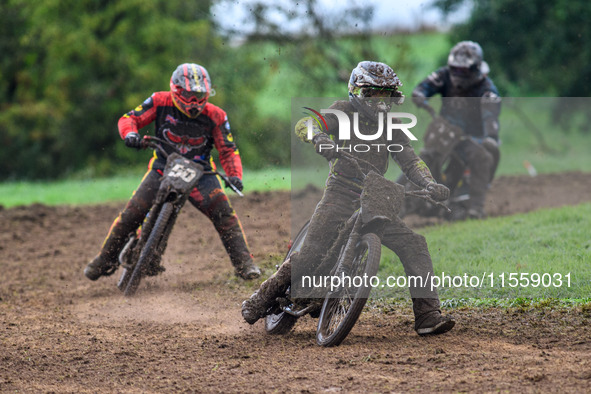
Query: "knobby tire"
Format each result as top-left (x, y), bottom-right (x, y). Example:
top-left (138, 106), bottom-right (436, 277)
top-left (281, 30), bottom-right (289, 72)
top-left (124, 202), bottom-right (174, 297)
top-left (316, 233), bottom-right (381, 347)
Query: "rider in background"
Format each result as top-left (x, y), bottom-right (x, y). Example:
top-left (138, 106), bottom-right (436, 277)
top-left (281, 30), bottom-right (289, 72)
top-left (412, 41), bottom-right (501, 219)
top-left (84, 63), bottom-right (261, 281)
top-left (242, 61), bottom-right (455, 336)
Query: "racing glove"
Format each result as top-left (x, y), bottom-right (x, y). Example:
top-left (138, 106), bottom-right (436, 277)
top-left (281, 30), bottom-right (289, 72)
top-left (227, 176), bottom-right (244, 192)
top-left (426, 182), bottom-right (450, 202)
top-left (312, 133), bottom-right (338, 161)
top-left (124, 132), bottom-right (142, 149)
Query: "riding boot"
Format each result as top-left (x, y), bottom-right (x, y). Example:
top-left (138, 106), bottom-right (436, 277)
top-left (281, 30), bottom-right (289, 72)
top-left (412, 298), bottom-right (455, 336)
top-left (84, 215), bottom-right (140, 281)
top-left (84, 170), bottom-right (158, 280)
top-left (190, 177), bottom-right (261, 280)
top-left (221, 230), bottom-right (261, 280)
top-left (241, 258), bottom-right (292, 324)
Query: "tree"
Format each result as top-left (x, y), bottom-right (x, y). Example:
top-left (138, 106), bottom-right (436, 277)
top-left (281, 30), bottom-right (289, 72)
top-left (0, 0), bottom-right (274, 179)
top-left (220, 0), bottom-right (379, 94)
top-left (434, 0), bottom-right (591, 97)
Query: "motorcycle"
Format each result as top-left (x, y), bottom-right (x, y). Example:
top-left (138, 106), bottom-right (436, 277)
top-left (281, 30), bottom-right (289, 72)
top-left (264, 151), bottom-right (449, 346)
top-left (116, 136), bottom-right (243, 297)
top-left (398, 104), bottom-right (473, 220)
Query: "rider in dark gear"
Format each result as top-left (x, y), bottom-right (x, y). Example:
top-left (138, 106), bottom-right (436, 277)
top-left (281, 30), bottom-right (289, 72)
top-left (242, 61), bottom-right (455, 336)
top-left (411, 41), bottom-right (501, 219)
top-left (84, 63), bottom-right (260, 282)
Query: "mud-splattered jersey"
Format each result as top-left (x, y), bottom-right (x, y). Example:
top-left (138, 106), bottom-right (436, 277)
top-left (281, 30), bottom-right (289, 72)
top-left (296, 100), bottom-right (435, 189)
top-left (118, 91), bottom-right (242, 178)
top-left (413, 66), bottom-right (501, 140)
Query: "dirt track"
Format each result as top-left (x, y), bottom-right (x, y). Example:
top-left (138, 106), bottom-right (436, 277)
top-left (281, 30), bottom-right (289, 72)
top-left (2, 172), bottom-right (591, 393)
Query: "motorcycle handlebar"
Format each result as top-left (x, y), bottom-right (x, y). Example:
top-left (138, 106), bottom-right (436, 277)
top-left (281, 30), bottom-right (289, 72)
top-left (336, 150), bottom-right (451, 213)
top-left (139, 136), bottom-right (244, 197)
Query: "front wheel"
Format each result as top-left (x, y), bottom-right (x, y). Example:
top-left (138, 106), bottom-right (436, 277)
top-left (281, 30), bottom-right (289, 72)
top-left (264, 220), bottom-right (310, 335)
top-left (124, 202), bottom-right (174, 297)
top-left (316, 233), bottom-right (381, 347)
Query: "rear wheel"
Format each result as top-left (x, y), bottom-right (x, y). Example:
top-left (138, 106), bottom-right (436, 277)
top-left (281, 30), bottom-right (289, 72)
top-left (264, 220), bottom-right (310, 335)
top-left (124, 202), bottom-right (174, 297)
top-left (316, 233), bottom-right (381, 347)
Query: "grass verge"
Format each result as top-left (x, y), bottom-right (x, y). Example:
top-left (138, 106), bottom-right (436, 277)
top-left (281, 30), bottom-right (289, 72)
top-left (0, 167), bottom-right (291, 208)
top-left (376, 202), bottom-right (591, 300)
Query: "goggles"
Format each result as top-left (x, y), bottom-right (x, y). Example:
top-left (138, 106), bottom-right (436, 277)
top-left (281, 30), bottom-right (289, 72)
top-left (450, 64), bottom-right (479, 77)
top-left (358, 86), bottom-right (397, 98)
top-left (177, 88), bottom-right (208, 102)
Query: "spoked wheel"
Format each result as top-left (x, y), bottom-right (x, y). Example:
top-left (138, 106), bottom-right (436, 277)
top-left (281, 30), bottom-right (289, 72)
top-left (124, 202), bottom-right (174, 297)
top-left (316, 233), bottom-right (381, 347)
top-left (264, 220), bottom-right (310, 335)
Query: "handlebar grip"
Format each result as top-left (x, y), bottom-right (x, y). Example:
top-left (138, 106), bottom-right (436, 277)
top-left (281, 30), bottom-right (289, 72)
top-left (406, 189), bottom-right (451, 213)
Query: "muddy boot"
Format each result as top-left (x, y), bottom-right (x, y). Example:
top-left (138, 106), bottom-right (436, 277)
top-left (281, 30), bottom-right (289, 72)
top-left (84, 229), bottom-right (130, 281)
top-left (241, 258), bottom-right (292, 324)
top-left (84, 214), bottom-right (138, 281)
top-left (218, 226), bottom-right (260, 280)
top-left (84, 254), bottom-right (118, 281)
top-left (84, 176), bottom-right (157, 281)
top-left (415, 312), bottom-right (455, 336)
top-left (412, 298), bottom-right (455, 336)
top-left (234, 258), bottom-right (261, 280)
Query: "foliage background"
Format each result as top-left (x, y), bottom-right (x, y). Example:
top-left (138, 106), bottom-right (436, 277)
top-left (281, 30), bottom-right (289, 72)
top-left (2, 0), bottom-right (591, 181)
top-left (1, 0), bottom-right (274, 180)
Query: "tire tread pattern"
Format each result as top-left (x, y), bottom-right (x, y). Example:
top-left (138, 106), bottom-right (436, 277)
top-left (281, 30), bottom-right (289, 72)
top-left (316, 233), bottom-right (381, 347)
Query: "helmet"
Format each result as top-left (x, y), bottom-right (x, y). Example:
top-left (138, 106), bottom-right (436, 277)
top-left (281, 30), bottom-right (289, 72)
top-left (170, 63), bottom-right (216, 118)
top-left (348, 61), bottom-right (403, 117)
top-left (447, 41), bottom-right (484, 89)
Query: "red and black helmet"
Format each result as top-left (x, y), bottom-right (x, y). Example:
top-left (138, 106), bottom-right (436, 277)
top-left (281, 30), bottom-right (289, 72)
top-left (170, 63), bottom-right (216, 118)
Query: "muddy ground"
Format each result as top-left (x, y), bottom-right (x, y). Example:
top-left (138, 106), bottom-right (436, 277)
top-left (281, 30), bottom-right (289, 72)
top-left (2, 171), bottom-right (591, 393)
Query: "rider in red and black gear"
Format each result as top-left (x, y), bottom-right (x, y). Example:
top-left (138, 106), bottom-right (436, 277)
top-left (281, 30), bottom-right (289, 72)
top-left (84, 63), bottom-right (261, 281)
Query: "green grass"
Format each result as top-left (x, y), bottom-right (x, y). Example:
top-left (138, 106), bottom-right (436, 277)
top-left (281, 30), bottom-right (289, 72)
top-left (375, 202), bottom-right (591, 300)
top-left (368, 297), bottom-right (591, 313)
top-left (0, 167), bottom-right (291, 208)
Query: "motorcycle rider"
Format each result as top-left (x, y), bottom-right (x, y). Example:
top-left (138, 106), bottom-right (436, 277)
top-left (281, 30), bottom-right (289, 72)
top-left (242, 61), bottom-right (455, 336)
top-left (412, 41), bottom-right (501, 219)
top-left (84, 63), bottom-right (261, 281)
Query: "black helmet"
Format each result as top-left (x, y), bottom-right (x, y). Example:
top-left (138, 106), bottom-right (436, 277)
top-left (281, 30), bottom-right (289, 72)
top-left (447, 41), bottom-right (484, 89)
top-left (348, 61), bottom-right (403, 117)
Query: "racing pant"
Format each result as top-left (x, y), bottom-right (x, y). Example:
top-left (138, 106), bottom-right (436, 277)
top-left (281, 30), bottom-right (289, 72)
top-left (257, 177), bottom-right (441, 321)
top-left (454, 139), bottom-right (495, 215)
top-left (421, 139), bottom-right (496, 216)
top-left (96, 168), bottom-right (253, 269)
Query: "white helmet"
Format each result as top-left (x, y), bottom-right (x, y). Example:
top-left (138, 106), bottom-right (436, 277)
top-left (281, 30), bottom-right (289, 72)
top-left (447, 41), bottom-right (484, 89)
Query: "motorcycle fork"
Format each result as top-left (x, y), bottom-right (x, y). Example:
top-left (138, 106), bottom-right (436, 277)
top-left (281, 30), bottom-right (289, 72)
top-left (337, 208), bottom-right (390, 277)
top-left (153, 202), bottom-right (183, 259)
top-left (334, 211), bottom-right (364, 277)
